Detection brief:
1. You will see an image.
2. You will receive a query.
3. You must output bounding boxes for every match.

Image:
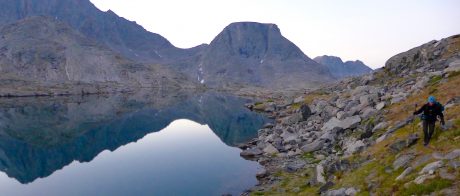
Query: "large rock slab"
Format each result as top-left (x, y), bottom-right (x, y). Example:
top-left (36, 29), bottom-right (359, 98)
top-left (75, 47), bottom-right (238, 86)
top-left (284, 160), bottom-right (307, 173)
top-left (344, 140), bottom-right (366, 155)
top-left (372, 122), bottom-right (388, 132)
top-left (375, 102), bottom-right (386, 110)
top-left (321, 116), bottom-right (361, 132)
top-left (316, 164), bottom-right (326, 184)
top-left (414, 174), bottom-right (435, 184)
top-left (263, 143), bottom-right (279, 154)
top-left (281, 131), bottom-right (299, 144)
top-left (445, 59), bottom-right (460, 72)
top-left (320, 130), bottom-right (337, 142)
top-left (283, 113), bottom-right (303, 125)
top-left (393, 154), bottom-right (415, 170)
top-left (301, 140), bottom-right (324, 153)
top-left (445, 149), bottom-right (460, 160)
top-left (389, 140), bottom-right (407, 153)
top-left (360, 107), bottom-right (377, 119)
top-left (419, 161), bottom-right (444, 175)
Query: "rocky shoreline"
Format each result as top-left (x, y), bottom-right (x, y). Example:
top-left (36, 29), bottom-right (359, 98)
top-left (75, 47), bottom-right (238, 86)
top-left (238, 35), bottom-right (460, 195)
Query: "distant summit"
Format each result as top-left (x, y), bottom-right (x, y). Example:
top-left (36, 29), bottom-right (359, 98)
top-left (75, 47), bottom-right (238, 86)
top-left (195, 22), bottom-right (334, 89)
top-left (314, 55), bottom-right (373, 79)
top-left (0, 0), bottom-right (198, 63)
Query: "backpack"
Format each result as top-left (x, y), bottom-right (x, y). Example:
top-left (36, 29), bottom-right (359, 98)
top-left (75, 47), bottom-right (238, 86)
top-left (420, 102), bottom-right (444, 120)
top-left (436, 102), bottom-right (445, 112)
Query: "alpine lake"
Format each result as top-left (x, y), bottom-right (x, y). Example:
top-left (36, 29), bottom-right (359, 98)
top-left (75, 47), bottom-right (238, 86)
top-left (0, 90), bottom-right (271, 195)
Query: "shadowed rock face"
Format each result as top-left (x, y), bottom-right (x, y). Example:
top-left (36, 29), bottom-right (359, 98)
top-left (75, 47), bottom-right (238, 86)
top-left (0, 16), bottom-right (191, 95)
top-left (0, 92), bottom-right (269, 184)
top-left (314, 55), bottom-right (373, 79)
top-left (0, 0), bottom-right (200, 63)
top-left (0, 16), bottom-right (125, 83)
top-left (384, 34), bottom-right (460, 75)
top-left (194, 22), bottom-right (334, 89)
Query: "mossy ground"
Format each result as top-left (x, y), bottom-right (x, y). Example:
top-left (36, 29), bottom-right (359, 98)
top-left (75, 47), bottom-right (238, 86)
top-left (251, 73), bottom-right (460, 195)
top-left (251, 168), bottom-right (320, 196)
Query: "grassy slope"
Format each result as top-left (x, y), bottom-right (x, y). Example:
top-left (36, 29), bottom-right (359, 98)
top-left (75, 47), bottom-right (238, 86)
top-left (331, 72), bottom-right (460, 195)
top-left (250, 71), bottom-right (460, 196)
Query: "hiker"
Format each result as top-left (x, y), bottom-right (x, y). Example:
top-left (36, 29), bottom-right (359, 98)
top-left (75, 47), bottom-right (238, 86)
top-left (413, 96), bottom-right (445, 146)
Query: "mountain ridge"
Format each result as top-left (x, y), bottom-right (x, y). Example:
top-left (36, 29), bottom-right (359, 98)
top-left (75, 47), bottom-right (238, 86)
top-left (0, 0), bottom-right (378, 92)
top-left (314, 55), bottom-right (373, 79)
top-left (0, 16), bottom-right (191, 97)
top-left (0, 0), bottom-right (200, 63)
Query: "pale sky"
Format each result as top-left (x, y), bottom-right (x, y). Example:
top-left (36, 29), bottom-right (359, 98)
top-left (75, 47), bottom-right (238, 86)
top-left (90, 0), bottom-right (460, 68)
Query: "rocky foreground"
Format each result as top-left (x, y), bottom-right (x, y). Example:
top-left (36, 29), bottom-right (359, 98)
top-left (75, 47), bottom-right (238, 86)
top-left (239, 35), bottom-right (460, 195)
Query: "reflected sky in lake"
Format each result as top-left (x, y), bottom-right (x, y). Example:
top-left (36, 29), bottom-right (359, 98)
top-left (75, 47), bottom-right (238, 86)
top-left (0, 91), bottom-right (269, 195)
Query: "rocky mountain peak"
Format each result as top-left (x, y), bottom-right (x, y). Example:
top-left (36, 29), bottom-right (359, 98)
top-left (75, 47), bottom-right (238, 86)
top-left (210, 22), bottom-right (305, 60)
top-left (314, 55), bottom-right (344, 65)
top-left (194, 22), bottom-right (332, 89)
top-left (223, 22), bottom-right (280, 36)
top-left (314, 55), bottom-right (373, 79)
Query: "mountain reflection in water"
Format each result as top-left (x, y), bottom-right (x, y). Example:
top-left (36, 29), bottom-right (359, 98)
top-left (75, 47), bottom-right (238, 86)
top-left (0, 91), bottom-right (269, 195)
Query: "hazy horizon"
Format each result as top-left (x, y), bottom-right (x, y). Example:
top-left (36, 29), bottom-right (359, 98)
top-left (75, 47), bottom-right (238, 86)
top-left (90, 0), bottom-right (460, 69)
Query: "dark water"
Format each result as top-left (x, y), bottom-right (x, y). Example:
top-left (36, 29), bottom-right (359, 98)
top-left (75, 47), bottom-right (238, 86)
top-left (0, 91), bottom-right (269, 195)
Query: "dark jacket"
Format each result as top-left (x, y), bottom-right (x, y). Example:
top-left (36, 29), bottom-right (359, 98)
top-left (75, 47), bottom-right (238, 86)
top-left (414, 102), bottom-right (444, 122)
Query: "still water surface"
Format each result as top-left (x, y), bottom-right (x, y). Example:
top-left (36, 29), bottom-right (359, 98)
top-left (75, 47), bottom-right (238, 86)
top-left (0, 92), bottom-right (269, 195)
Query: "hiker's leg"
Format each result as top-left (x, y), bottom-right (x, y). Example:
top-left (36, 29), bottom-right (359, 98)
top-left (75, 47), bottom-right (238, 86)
top-left (427, 121), bottom-right (435, 144)
top-left (423, 120), bottom-right (429, 145)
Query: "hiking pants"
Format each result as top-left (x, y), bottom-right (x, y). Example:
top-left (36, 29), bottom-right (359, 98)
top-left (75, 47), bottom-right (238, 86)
top-left (422, 120), bottom-right (435, 145)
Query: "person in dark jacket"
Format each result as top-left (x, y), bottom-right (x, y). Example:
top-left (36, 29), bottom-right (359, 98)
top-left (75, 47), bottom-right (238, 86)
top-left (413, 96), bottom-right (445, 146)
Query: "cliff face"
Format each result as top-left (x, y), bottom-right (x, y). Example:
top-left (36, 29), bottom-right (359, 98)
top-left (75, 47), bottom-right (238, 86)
top-left (195, 22), bottom-right (333, 89)
top-left (0, 16), bottom-right (123, 83)
top-left (0, 17), bottom-right (190, 96)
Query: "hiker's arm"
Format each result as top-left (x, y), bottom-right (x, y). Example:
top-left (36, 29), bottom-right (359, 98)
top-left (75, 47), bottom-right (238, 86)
top-left (439, 110), bottom-right (445, 125)
top-left (413, 105), bottom-right (424, 115)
